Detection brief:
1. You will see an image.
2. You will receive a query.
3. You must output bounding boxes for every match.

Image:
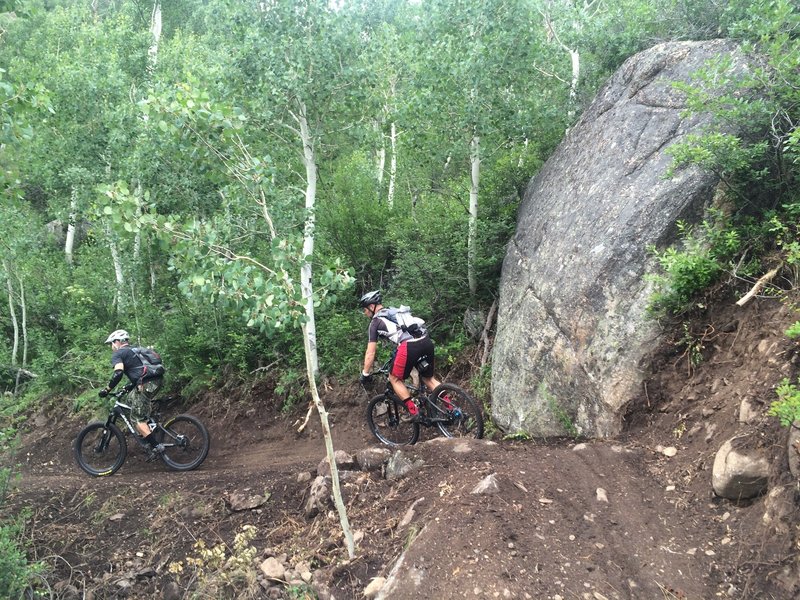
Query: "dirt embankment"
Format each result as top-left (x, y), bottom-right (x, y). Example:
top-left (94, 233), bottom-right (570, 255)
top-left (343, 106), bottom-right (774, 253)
top-left (5, 294), bottom-right (800, 599)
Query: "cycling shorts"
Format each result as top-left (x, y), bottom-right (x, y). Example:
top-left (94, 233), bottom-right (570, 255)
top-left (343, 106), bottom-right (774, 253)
top-left (391, 335), bottom-right (435, 380)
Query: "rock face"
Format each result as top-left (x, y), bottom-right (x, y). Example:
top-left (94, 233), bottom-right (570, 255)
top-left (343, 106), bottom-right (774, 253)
top-left (492, 40), bottom-right (749, 437)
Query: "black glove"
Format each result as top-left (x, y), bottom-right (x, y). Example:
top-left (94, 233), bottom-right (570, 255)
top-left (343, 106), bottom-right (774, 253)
top-left (359, 372), bottom-right (373, 385)
top-left (98, 388), bottom-right (109, 398)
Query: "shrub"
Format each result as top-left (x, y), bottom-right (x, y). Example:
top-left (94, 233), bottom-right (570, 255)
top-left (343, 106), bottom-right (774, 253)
top-left (769, 378), bottom-right (800, 427)
top-left (647, 215), bottom-right (742, 317)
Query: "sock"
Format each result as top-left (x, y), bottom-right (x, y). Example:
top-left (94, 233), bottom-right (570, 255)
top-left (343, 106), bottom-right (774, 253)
top-left (403, 398), bottom-right (418, 415)
top-left (143, 432), bottom-right (158, 447)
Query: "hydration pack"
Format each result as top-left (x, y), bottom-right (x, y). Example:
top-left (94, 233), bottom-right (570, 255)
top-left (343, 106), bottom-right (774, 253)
top-left (376, 305), bottom-right (427, 344)
top-left (131, 347), bottom-right (165, 380)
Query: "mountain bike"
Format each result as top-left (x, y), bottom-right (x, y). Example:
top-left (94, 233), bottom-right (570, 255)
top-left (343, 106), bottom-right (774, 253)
top-left (73, 388), bottom-right (210, 477)
top-left (365, 358), bottom-right (484, 446)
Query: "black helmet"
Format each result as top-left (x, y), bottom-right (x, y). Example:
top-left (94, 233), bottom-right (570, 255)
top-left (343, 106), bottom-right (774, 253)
top-left (358, 290), bottom-right (382, 308)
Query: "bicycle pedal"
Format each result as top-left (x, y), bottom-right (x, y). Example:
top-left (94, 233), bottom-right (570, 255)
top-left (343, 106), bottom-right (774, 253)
top-left (145, 444), bottom-right (165, 462)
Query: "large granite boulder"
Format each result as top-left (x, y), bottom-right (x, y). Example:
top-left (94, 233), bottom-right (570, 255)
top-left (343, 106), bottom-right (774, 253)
top-left (492, 40), bottom-right (750, 438)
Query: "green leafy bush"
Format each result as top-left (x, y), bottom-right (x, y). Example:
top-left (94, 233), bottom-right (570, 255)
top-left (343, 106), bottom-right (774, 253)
top-left (768, 378), bottom-right (800, 427)
top-left (0, 468), bottom-right (37, 599)
top-left (647, 215), bottom-right (742, 316)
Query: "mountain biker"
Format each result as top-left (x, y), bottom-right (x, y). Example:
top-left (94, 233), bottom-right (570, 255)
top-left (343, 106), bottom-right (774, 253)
top-left (98, 329), bottom-right (164, 456)
top-left (359, 290), bottom-right (441, 420)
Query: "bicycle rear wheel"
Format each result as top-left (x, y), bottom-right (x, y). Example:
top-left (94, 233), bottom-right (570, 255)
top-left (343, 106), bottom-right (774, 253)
top-left (367, 394), bottom-right (419, 446)
top-left (158, 415), bottom-right (210, 471)
top-left (429, 383), bottom-right (484, 440)
top-left (74, 421), bottom-right (127, 477)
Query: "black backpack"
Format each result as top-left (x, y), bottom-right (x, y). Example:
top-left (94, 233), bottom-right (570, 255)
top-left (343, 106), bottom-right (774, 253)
top-left (131, 347), bottom-right (165, 380)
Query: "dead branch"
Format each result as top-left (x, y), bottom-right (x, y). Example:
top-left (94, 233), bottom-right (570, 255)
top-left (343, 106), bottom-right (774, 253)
top-left (296, 400), bottom-right (314, 433)
top-left (480, 299), bottom-right (498, 368)
top-left (735, 264), bottom-right (782, 306)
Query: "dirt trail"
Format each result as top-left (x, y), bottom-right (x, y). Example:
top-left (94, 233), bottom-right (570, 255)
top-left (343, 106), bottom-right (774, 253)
top-left (5, 295), bottom-right (800, 599)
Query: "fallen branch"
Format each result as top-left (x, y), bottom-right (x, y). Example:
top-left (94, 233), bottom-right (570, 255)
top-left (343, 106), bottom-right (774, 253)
top-left (295, 400), bottom-right (314, 433)
top-left (1, 365), bottom-right (37, 379)
top-left (735, 264), bottom-right (782, 306)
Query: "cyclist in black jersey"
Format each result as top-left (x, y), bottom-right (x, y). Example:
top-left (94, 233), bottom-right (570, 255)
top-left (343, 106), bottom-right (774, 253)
top-left (98, 329), bottom-right (163, 455)
top-left (358, 291), bottom-right (441, 420)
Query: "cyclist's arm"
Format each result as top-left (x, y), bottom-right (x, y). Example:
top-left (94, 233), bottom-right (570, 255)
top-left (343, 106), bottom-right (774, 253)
top-left (103, 365), bottom-right (125, 393)
top-left (362, 341), bottom-right (377, 376)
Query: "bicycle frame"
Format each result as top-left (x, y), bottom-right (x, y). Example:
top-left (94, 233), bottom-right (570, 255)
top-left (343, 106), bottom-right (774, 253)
top-left (102, 390), bottom-right (166, 449)
top-left (375, 359), bottom-right (455, 428)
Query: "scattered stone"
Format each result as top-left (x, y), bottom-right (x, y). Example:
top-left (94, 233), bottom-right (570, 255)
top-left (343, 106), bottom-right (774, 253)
top-left (399, 498), bottom-right (425, 528)
top-left (304, 476), bottom-right (331, 518)
top-left (712, 438), bottom-right (770, 500)
top-left (115, 578), bottom-right (133, 590)
top-left (662, 446), bottom-right (677, 457)
top-left (363, 577), bottom-right (385, 598)
top-left (665, 485), bottom-right (676, 492)
top-left (453, 442), bottom-right (472, 454)
top-left (317, 450), bottom-right (356, 476)
top-left (471, 473), bottom-right (500, 494)
top-left (226, 490), bottom-right (270, 512)
top-left (596, 488), bottom-right (608, 503)
top-left (297, 471), bottom-right (312, 483)
top-left (162, 581), bottom-right (180, 600)
top-left (353, 530), bottom-right (365, 545)
top-left (686, 548), bottom-right (697, 555)
top-left (738, 398), bottom-right (760, 424)
top-left (385, 451), bottom-right (424, 481)
top-left (788, 422), bottom-right (800, 478)
top-left (356, 447), bottom-right (391, 471)
top-left (538, 498), bottom-right (553, 504)
top-left (573, 443), bottom-right (587, 451)
top-left (135, 567), bottom-right (156, 580)
top-left (108, 513), bottom-right (125, 521)
top-left (260, 557), bottom-right (286, 581)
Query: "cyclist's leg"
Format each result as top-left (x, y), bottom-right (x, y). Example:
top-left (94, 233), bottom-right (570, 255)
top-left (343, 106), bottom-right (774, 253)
top-left (389, 342), bottom-right (418, 416)
top-left (412, 336), bottom-right (441, 392)
top-left (130, 385), bottom-right (161, 457)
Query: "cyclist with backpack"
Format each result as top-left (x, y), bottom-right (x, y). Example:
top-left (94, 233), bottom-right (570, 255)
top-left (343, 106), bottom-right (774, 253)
top-left (98, 329), bottom-right (165, 457)
top-left (358, 290), bottom-right (440, 420)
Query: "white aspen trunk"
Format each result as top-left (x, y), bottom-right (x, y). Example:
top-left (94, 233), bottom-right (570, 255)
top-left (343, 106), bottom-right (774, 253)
top-left (294, 101), bottom-right (354, 557)
top-left (468, 135), bottom-right (480, 296)
top-left (65, 187), bottom-right (78, 265)
top-left (387, 121), bottom-right (397, 210)
top-left (14, 274), bottom-right (27, 396)
top-left (518, 138), bottom-right (529, 168)
top-left (133, 183), bottom-right (143, 262)
top-left (375, 119), bottom-right (385, 189)
top-left (301, 322), bottom-right (355, 559)
top-left (4, 265), bottom-right (18, 366)
top-left (569, 47), bottom-right (580, 108)
top-left (296, 100), bottom-right (319, 379)
top-left (17, 274), bottom-right (27, 368)
top-left (147, 2), bottom-right (162, 78)
top-left (107, 224), bottom-right (125, 310)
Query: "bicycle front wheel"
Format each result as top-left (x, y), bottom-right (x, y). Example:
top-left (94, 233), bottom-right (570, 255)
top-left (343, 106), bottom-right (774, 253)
top-left (367, 394), bottom-right (419, 446)
top-left (158, 415), bottom-right (210, 471)
top-left (74, 421), bottom-right (127, 477)
top-left (429, 383), bottom-right (484, 440)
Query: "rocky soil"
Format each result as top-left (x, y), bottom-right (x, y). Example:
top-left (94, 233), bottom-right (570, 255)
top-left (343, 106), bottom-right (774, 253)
top-left (4, 293), bottom-right (800, 599)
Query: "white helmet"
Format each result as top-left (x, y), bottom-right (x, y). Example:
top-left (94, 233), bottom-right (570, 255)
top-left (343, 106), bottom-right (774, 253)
top-left (104, 329), bottom-right (130, 344)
